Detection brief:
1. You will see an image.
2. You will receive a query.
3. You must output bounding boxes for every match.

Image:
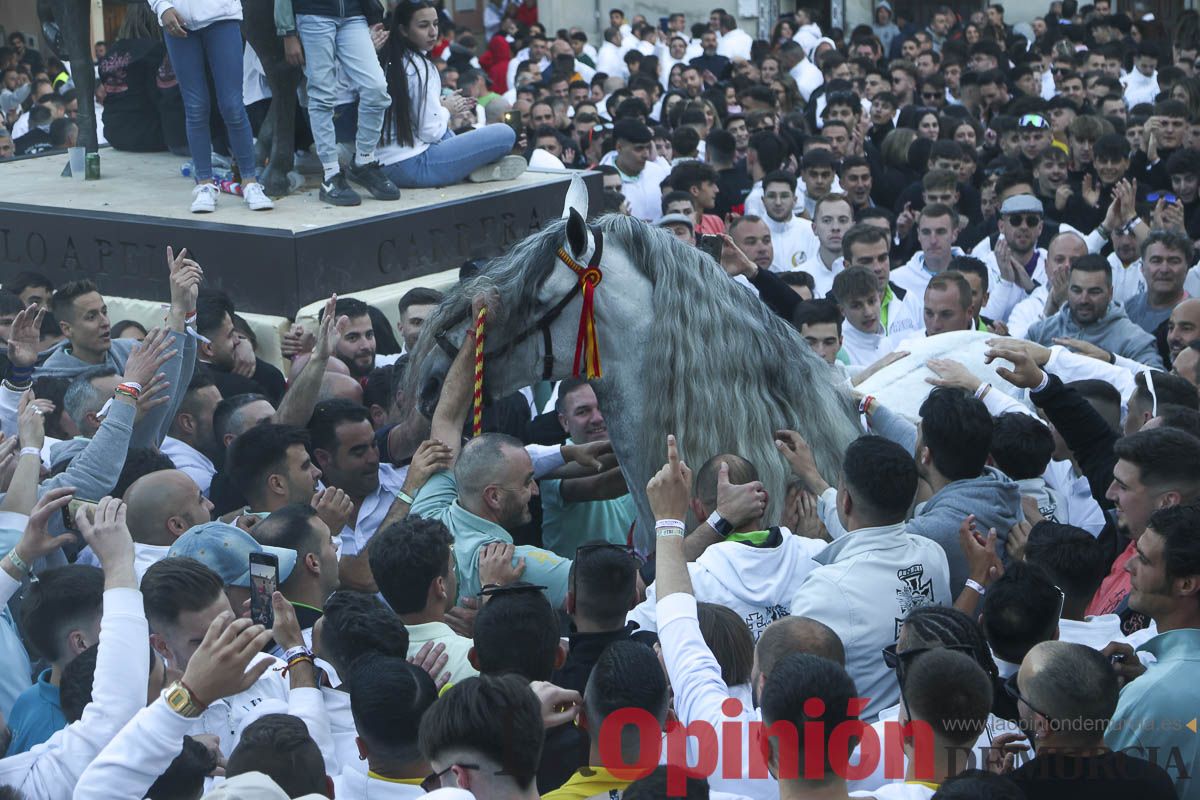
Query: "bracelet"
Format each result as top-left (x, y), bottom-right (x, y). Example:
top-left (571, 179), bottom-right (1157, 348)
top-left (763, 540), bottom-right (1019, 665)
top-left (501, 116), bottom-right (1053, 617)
top-left (8, 364), bottom-right (33, 384)
top-left (1108, 350), bottom-right (1116, 365)
top-left (858, 395), bottom-right (875, 415)
top-left (1097, 222), bottom-right (1111, 240)
top-left (965, 578), bottom-right (986, 596)
top-left (396, 489), bottom-right (416, 505)
top-left (282, 645), bottom-right (313, 663)
top-left (115, 384), bottom-right (140, 401)
top-left (2, 379), bottom-right (31, 393)
top-left (5, 549), bottom-right (31, 577)
top-left (19, 447), bottom-right (40, 458)
top-left (120, 381), bottom-right (144, 392)
top-left (281, 655), bottom-right (315, 677)
top-left (974, 383), bottom-right (991, 401)
top-left (184, 310), bottom-right (197, 323)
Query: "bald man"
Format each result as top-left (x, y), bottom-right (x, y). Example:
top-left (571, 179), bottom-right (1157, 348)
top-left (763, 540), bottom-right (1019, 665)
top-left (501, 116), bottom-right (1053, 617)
top-left (317, 372), bottom-right (364, 405)
top-left (1009, 641), bottom-right (1176, 799)
top-left (76, 470), bottom-right (214, 581)
top-left (1167, 298), bottom-right (1200, 365)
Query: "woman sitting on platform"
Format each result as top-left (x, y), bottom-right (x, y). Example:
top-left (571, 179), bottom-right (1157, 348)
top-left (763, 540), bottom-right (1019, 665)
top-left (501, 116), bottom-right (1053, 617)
top-left (378, 0), bottom-right (527, 188)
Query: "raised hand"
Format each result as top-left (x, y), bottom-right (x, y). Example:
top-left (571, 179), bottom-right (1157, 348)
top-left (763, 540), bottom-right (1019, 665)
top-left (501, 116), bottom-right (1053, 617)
top-left (270, 591), bottom-right (304, 650)
top-left (645, 434), bottom-right (692, 522)
top-left (985, 345), bottom-right (1047, 390)
top-left (231, 337), bottom-right (256, 378)
top-left (134, 372), bottom-right (172, 423)
top-left (925, 358), bottom-right (983, 392)
top-left (478, 542), bottom-right (526, 587)
top-left (75, 496), bottom-right (135, 577)
top-left (1081, 174), bottom-right (1100, 207)
top-left (122, 327), bottom-right (178, 387)
top-left (1051, 336), bottom-right (1111, 362)
top-left (1054, 183), bottom-right (1073, 212)
top-left (313, 295), bottom-right (348, 363)
top-left (774, 429), bottom-right (823, 491)
top-left (280, 324), bottom-right (316, 360)
top-left (715, 460), bottom-right (767, 528)
top-left (530, 681), bottom-right (583, 728)
top-left (311, 487), bottom-right (353, 533)
top-left (6, 305), bottom-right (44, 369)
top-left (167, 246), bottom-right (203, 317)
top-left (180, 612), bottom-right (274, 705)
top-left (17, 390), bottom-right (46, 450)
top-left (561, 439), bottom-right (613, 472)
top-left (9, 487), bottom-right (78, 568)
top-left (402, 439), bottom-right (455, 496)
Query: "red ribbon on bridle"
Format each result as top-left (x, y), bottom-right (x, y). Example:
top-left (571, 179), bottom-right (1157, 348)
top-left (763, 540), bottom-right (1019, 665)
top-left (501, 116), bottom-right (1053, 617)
top-left (555, 242), bottom-right (604, 379)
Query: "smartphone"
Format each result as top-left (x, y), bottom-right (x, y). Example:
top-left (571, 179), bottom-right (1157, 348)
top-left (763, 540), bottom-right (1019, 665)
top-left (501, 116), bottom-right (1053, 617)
top-left (61, 499), bottom-right (98, 531)
top-left (1146, 191), bottom-right (1179, 204)
top-left (503, 109), bottom-right (523, 136)
top-left (249, 552), bottom-right (278, 628)
top-left (698, 234), bottom-right (724, 261)
top-left (659, 16), bottom-right (670, 32)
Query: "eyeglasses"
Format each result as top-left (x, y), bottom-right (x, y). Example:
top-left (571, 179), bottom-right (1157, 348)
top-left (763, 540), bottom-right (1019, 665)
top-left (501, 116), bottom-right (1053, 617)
top-left (480, 582), bottom-right (548, 598)
top-left (1005, 213), bottom-right (1042, 228)
top-left (882, 642), bottom-right (976, 673)
top-left (423, 764), bottom-right (481, 792)
top-left (1003, 673), bottom-right (1056, 722)
top-left (1019, 113), bottom-right (1050, 129)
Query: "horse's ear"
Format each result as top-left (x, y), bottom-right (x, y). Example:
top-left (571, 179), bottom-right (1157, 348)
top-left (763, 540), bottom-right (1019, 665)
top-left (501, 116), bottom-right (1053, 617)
top-left (566, 207), bottom-right (588, 257)
top-left (561, 173), bottom-right (589, 221)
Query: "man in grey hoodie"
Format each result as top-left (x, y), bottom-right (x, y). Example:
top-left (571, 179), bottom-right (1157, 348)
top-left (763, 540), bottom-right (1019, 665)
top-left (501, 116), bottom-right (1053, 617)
top-left (908, 388), bottom-right (1024, 591)
top-left (1026, 255), bottom-right (1164, 368)
top-left (872, 1), bottom-right (900, 54)
top-left (32, 247), bottom-right (201, 450)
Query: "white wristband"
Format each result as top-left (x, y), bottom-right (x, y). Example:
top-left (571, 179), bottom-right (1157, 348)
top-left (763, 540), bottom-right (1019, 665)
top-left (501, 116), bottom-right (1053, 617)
top-left (655, 518), bottom-right (686, 532)
top-left (965, 578), bottom-right (986, 596)
top-left (19, 447), bottom-right (40, 458)
top-left (656, 528), bottom-right (684, 538)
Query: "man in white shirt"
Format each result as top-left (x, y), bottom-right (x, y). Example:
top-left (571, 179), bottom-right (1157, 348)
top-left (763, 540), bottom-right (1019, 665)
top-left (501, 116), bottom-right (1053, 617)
top-left (714, 12), bottom-right (753, 61)
top-left (890, 203), bottom-right (964, 298)
top-left (778, 432), bottom-right (952, 720)
top-left (760, 170), bottom-right (819, 272)
top-left (794, 193), bottom-right (851, 297)
top-left (506, 34), bottom-right (551, 92)
top-left (976, 195), bottom-right (1048, 323)
top-left (831, 266), bottom-right (897, 366)
top-left (781, 40), bottom-right (822, 101)
top-left (161, 372), bottom-right (223, 496)
top-left (76, 469), bottom-right (214, 582)
top-left (1121, 44), bottom-right (1160, 108)
top-left (594, 28), bottom-right (629, 80)
top-left (369, 515), bottom-right (479, 685)
top-left (601, 119), bottom-right (670, 221)
top-left (841, 223), bottom-right (922, 338)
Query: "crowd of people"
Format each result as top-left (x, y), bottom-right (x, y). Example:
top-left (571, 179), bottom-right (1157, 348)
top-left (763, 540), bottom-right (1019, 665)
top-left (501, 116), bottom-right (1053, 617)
top-left (3, 0), bottom-right (1200, 798)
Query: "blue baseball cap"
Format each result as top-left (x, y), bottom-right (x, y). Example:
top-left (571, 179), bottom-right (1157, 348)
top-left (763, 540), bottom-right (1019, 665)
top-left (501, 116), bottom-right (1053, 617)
top-left (168, 522), bottom-right (297, 588)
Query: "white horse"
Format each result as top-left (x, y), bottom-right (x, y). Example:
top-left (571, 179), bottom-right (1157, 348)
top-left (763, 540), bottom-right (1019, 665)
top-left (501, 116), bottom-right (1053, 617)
top-left (408, 176), bottom-right (862, 551)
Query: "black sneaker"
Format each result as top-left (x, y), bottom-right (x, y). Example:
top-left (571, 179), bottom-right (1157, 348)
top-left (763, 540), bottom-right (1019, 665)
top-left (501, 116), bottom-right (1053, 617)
top-left (320, 171), bottom-right (362, 207)
top-left (346, 160), bottom-right (401, 201)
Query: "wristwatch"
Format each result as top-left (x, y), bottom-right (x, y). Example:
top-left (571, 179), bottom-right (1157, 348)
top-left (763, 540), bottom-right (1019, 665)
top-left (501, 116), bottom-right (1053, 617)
top-left (706, 511), bottom-right (733, 536)
top-left (163, 680), bottom-right (207, 718)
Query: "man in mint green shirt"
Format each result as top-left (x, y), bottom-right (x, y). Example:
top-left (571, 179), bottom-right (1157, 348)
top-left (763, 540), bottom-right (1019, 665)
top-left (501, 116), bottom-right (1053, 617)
top-left (411, 320), bottom-right (592, 610)
top-left (1104, 504), bottom-right (1200, 799)
top-left (540, 379), bottom-right (634, 558)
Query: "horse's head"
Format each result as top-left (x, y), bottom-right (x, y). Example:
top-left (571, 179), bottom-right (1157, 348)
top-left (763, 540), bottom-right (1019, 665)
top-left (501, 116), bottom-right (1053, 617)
top-left (412, 175), bottom-right (605, 417)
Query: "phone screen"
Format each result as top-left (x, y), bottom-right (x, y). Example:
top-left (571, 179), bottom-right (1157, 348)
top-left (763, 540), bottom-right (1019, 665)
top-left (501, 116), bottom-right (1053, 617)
top-left (61, 499), bottom-right (98, 532)
top-left (698, 234), bottom-right (724, 262)
top-left (504, 109), bottom-right (523, 136)
top-left (249, 554), bottom-right (278, 628)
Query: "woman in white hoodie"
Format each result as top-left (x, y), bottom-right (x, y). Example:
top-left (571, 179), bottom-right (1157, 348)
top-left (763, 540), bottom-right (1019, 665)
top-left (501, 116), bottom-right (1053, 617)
top-left (149, 0), bottom-right (273, 213)
top-left (376, 0), bottom-right (525, 188)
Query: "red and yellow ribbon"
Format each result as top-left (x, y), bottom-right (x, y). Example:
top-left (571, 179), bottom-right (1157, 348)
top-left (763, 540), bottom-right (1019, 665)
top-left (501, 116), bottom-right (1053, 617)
top-left (556, 246), bottom-right (603, 379)
top-left (471, 307), bottom-right (486, 438)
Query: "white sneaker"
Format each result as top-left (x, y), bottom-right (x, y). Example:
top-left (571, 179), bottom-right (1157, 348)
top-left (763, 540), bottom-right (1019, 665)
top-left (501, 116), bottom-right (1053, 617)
top-left (242, 182), bottom-right (274, 211)
top-left (468, 155), bottom-right (527, 183)
top-left (190, 183), bottom-right (219, 213)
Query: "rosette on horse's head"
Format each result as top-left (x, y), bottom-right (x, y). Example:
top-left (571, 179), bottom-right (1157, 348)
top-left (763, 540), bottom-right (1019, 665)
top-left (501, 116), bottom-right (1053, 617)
top-left (407, 175), bottom-right (861, 552)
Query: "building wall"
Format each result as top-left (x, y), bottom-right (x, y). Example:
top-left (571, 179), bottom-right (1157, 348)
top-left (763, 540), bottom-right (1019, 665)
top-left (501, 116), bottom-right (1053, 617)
top-left (0, 4), bottom-right (47, 53)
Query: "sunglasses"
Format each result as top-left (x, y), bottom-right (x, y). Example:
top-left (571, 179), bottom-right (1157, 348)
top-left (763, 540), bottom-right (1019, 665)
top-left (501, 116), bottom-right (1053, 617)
top-left (1019, 113), bottom-right (1050, 129)
top-left (1005, 213), bottom-right (1042, 228)
top-left (480, 582), bottom-right (548, 598)
top-left (1003, 673), bottom-right (1056, 722)
top-left (423, 763), bottom-right (481, 792)
top-left (921, 91), bottom-right (941, 99)
top-left (575, 542), bottom-right (645, 566)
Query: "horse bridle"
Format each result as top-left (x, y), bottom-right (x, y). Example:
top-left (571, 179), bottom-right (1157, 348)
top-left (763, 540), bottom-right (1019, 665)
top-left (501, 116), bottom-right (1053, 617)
top-left (434, 225), bottom-right (605, 382)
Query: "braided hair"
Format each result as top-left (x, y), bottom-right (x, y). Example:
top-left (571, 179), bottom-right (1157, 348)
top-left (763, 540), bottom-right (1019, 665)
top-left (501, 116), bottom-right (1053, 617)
top-left (900, 605), bottom-right (999, 685)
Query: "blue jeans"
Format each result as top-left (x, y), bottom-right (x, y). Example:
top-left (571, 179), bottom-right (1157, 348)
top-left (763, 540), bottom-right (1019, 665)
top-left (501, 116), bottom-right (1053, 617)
top-left (163, 19), bottom-right (257, 182)
top-left (382, 125), bottom-right (517, 188)
top-left (296, 14), bottom-right (390, 167)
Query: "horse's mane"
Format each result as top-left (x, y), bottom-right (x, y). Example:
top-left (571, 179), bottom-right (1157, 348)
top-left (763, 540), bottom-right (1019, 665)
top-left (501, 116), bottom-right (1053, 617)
top-left (601, 214), bottom-right (862, 523)
top-left (411, 213), bottom-right (862, 525)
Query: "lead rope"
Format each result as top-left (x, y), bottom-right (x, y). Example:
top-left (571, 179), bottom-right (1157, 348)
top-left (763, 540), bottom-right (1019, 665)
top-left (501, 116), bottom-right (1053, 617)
top-left (472, 307), bottom-right (487, 438)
